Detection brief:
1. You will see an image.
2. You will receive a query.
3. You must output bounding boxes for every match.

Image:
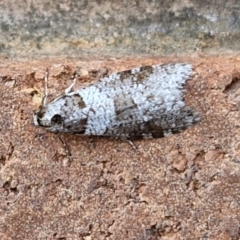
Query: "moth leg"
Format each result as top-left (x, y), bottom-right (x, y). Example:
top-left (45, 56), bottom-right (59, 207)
top-left (57, 134), bottom-right (72, 157)
top-left (42, 68), bottom-right (49, 106)
top-left (65, 71), bottom-right (78, 94)
top-left (88, 136), bottom-right (97, 149)
top-left (125, 140), bottom-right (140, 154)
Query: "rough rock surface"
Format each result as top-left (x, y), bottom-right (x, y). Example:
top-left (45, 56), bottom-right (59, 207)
top-left (0, 0), bottom-right (240, 58)
top-left (0, 56), bottom-right (240, 239)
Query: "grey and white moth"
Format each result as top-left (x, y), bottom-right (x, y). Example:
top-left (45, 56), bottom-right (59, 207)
top-left (33, 63), bottom-right (201, 140)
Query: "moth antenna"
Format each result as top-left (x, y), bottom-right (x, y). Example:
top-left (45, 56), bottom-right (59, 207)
top-left (42, 68), bottom-right (49, 106)
top-left (65, 71), bottom-right (78, 94)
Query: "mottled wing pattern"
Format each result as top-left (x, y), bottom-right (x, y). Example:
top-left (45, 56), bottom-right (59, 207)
top-left (33, 63), bottom-right (200, 140)
top-left (84, 63), bottom-right (200, 139)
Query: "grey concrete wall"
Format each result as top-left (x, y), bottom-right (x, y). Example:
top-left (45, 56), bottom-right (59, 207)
top-left (0, 0), bottom-right (240, 58)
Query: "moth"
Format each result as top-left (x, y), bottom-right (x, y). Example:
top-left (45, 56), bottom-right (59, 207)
top-left (33, 63), bottom-right (201, 140)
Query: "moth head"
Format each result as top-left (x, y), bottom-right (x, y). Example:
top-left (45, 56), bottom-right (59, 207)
top-left (33, 106), bottom-right (64, 132)
top-left (32, 69), bottom-right (84, 133)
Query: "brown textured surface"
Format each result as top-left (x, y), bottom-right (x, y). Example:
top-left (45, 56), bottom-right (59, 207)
top-left (0, 56), bottom-right (240, 239)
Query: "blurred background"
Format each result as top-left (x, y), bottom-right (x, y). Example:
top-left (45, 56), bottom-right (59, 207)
top-left (0, 0), bottom-right (239, 59)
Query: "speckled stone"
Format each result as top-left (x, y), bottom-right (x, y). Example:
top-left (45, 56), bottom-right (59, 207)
top-left (0, 0), bottom-right (239, 58)
top-left (0, 56), bottom-right (240, 239)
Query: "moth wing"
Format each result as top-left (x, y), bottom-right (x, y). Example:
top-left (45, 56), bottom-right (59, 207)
top-left (102, 105), bottom-right (201, 140)
top-left (94, 63), bottom-right (192, 92)
top-left (93, 63), bottom-right (199, 139)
